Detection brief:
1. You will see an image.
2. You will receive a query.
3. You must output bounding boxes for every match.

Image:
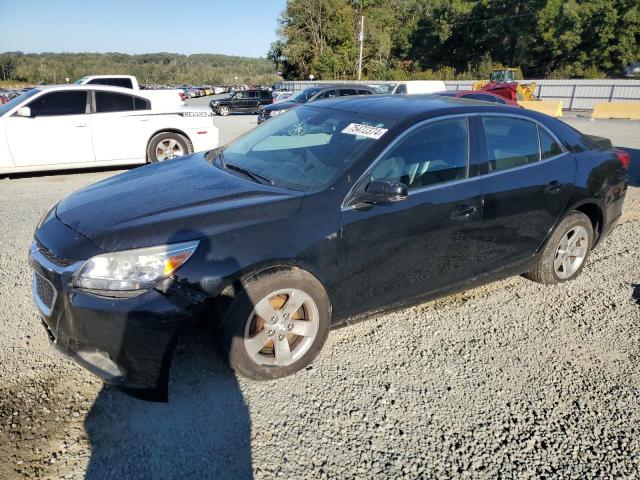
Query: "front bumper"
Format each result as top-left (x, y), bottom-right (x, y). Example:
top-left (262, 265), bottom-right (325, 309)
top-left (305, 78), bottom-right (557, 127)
top-left (29, 236), bottom-right (195, 401)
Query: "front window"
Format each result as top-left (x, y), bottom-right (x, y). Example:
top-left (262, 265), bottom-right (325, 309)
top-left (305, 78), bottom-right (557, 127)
top-left (218, 106), bottom-right (395, 192)
top-left (371, 118), bottom-right (469, 190)
top-left (27, 91), bottom-right (88, 116)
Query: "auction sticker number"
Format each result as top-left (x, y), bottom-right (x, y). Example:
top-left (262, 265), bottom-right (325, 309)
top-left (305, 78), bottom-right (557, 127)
top-left (341, 123), bottom-right (388, 140)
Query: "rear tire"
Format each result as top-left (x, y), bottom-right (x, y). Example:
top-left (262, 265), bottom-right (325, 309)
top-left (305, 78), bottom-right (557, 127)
top-left (523, 210), bottom-right (593, 284)
top-left (217, 267), bottom-right (331, 380)
top-left (147, 132), bottom-right (191, 163)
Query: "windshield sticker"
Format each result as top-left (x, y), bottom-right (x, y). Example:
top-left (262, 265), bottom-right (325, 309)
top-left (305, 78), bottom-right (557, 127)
top-left (341, 123), bottom-right (388, 139)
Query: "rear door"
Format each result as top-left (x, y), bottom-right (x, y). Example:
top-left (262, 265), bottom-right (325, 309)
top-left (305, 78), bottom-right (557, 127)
top-left (475, 115), bottom-right (575, 272)
top-left (338, 116), bottom-right (484, 316)
top-left (90, 90), bottom-right (151, 162)
top-left (5, 90), bottom-right (95, 167)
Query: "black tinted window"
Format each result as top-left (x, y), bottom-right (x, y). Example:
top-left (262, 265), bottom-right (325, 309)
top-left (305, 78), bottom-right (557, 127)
top-left (87, 78), bottom-right (133, 89)
top-left (248, 91), bottom-right (258, 98)
top-left (95, 91), bottom-right (136, 112)
top-left (482, 117), bottom-right (539, 172)
top-left (539, 127), bottom-right (563, 159)
top-left (357, 89), bottom-right (373, 95)
top-left (463, 93), bottom-right (500, 103)
top-left (395, 84), bottom-right (407, 94)
top-left (319, 90), bottom-right (337, 99)
top-left (260, 91), bottom-right (271, 98)
top-left (372, 118), bottom-right (469, 190)
top-left (339, 89), bottom-right (358, 96)
top-left (134, 97), bottom-right (150, 110)
top-left (28, 91), bottom-right (87, 116)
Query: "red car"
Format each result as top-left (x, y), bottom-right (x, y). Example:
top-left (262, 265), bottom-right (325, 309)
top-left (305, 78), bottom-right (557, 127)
top-left (433, 90), bottom-right (521, 107)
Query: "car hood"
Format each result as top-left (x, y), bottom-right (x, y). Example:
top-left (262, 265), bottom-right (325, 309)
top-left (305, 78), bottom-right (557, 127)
top-left (263, 101), bottom-right (300, 113)
top-left (56, 153), bottom-right (304, 251)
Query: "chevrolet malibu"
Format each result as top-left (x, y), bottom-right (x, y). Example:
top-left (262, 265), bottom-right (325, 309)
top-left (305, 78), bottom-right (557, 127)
top-left (29, 96), bottom-right (628, 400)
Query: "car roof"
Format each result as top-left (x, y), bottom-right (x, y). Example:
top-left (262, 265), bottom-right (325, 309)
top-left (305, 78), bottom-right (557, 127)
top-left (309, 94), bottom-right (523, 121)
top-left (304, 84), bottom-right (377, 92)
top-left (30, 84), bottom-right (144, 95)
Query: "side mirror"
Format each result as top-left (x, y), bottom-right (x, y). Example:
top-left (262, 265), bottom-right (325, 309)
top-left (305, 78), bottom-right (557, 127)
top-left (16, 106), bottom-right (32, 118)
top-left (349, 178), bottom-right (408, 206)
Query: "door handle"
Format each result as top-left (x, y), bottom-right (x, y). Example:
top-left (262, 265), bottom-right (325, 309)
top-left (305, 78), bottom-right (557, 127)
top-left (451, 205), bottom-right (478, 219)
top-left (74, 123), bottom-right (88, 128)
top-left (139, 118), bottom-right (150, 122)
top-left (545, 181), bottom-right (564, 194)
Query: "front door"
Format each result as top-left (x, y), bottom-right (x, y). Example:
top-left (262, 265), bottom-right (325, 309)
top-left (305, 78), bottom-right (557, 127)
top-left (475, 115), bottom-right (576, 273)
top-left (337, 116), bottom-right (483, 317)
top-left (6, 90), bottom-right (95, 167)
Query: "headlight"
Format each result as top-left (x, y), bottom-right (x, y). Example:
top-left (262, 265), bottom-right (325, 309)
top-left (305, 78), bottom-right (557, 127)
top-left (270, 109), bottom-right (287, 116)
top-left (73, 240), bottom-right (199, 291)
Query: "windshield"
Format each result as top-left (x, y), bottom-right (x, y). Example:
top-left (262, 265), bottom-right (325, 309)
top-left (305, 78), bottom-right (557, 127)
top-left (0, 88), bottom-right (40, 116)
top-left (74, 77), bottom-right (88, 84)
top-left (287, 88), bottom-right (322, 104)
top-left (219, 105), bottom-right (395, 192)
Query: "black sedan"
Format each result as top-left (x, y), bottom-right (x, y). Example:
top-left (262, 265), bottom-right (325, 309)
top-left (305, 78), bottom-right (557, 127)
top-left (29, 96), bottom-right (629, 400)
top-left (257, 84), bottom-right (377, 124)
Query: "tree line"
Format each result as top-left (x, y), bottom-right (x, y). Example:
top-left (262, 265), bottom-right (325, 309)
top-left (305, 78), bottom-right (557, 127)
top-left (269, 0), bottom-right (640, 81)
top-left (0, 52), bottom-right (280, 86)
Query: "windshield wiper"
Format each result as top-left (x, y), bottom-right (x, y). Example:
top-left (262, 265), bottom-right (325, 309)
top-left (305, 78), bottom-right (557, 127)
top-left (225, 162), bottom-right (274, 186)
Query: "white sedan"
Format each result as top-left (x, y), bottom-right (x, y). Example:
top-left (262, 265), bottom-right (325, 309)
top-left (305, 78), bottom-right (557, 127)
top-left (0, 85), bottom-right (219, 174)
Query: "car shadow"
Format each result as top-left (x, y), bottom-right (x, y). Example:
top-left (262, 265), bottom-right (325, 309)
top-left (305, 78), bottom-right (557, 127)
top-left (632, 284), bottom-right (640, 306)
top-left (82, 231), bottom-right (253, 479)
top-left (83, 324), bottom-right (253, 479)
top-left (617, 147), bottom-right (640, 187)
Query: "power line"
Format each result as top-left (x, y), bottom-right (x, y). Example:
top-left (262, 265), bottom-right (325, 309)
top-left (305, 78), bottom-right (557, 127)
top-left (421, 12), bottom-right (537, 30)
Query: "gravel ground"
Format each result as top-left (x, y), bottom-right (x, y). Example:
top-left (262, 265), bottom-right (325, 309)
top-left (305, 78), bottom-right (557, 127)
top-left (0, 114), bottom-right (639, 479)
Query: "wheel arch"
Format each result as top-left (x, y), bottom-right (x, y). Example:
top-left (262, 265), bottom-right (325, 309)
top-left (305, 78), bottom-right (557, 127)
top-left (208, 259), bottom-right (333, 328)
top-left (569, 200), bottom-right (604, 246)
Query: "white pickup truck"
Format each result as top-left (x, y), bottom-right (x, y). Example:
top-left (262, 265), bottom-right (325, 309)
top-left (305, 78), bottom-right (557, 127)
top-left (0, 84), bottom-right (219, 174)
top-left (75, 75), bottom-right (186, 107)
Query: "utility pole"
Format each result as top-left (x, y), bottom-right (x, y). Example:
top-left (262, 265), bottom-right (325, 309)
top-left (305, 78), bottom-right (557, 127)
top-left (357, 15), bottom-right (364, 81)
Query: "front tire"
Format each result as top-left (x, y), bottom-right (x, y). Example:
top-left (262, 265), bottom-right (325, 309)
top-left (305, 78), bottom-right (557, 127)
top-left (147, 132), bottom-right (191, 163)
top-left (523, 210), bottom-right (593, 284)
top-left (218, 267), bottom-right (331, 380)
top-left (218, 105), bottom-right (230, 116)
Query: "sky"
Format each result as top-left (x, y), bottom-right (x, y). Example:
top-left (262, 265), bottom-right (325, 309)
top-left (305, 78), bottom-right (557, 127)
top-left (0, 0), bottom-right (287, 58)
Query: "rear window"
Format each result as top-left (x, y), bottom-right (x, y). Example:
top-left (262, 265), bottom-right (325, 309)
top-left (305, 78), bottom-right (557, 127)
top-left (88, 78), bottom-right (133, 89)
top-left (95, 91), bottom-right (150, 112)
top-left (482, 116), bottom-right (539, 172)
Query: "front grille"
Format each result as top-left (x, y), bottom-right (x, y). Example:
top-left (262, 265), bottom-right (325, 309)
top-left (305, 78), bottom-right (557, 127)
top-left (33, 272), bottom-right (56, 313)
top-left (36, 240), bottom-right (74, 267)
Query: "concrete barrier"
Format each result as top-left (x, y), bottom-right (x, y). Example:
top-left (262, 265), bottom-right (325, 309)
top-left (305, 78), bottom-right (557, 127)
top-left (591, 102), bottom-right (640, 120)
top-left (519, 100), bottom-right (563, 117)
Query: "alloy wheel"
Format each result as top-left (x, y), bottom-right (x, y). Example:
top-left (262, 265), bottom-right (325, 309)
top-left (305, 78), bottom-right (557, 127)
top-left (554, 226), bottom-right (589, 279)
top-left (244, 288), bottom-right (319, 367)
top-left (155, 139), bottom-right (185, 161)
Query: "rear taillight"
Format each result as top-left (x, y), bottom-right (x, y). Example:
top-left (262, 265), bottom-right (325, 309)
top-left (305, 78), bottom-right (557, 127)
top-left (614, 148), bottom-right (630, 170)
